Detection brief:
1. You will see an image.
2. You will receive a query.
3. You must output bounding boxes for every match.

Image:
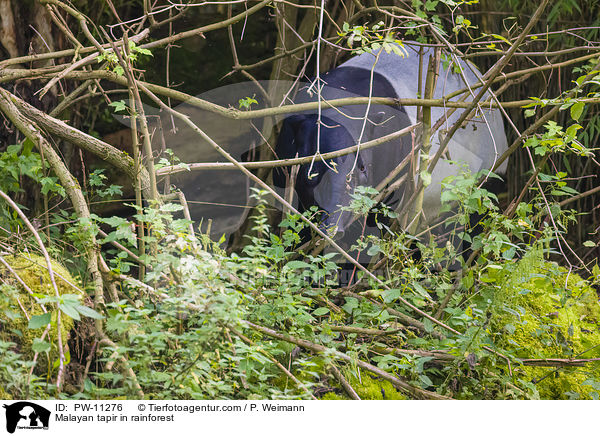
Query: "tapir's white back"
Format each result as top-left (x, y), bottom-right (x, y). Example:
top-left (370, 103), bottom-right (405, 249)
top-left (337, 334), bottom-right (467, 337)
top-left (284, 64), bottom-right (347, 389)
top-left (341, 45), bottom-right (508, 222)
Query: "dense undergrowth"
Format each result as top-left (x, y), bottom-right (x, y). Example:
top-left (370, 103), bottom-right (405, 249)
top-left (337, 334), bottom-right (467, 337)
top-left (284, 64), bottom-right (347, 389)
top-left (1, 162), bottom-right (599, 400)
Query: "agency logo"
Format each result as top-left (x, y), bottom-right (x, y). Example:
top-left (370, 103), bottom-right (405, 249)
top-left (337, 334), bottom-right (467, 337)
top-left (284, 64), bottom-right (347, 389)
top-left (2, 402), bottom-right (50, 434)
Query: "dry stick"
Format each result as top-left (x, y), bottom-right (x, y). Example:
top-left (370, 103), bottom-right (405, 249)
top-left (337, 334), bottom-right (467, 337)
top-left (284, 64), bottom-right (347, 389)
top-left (40, 0), bottom-right (105, 52)
top-left (464, 46), bottom-right (600, 59)
top-left (38, 29), bottom-right (150, 99)
top-left (127, 85), bottom-right (146, 279)
top-left (372, 346), bottom-right (454, 362)
top-left (329, 364), bottom-right (361, 400)
top-left (559, 185), bottom-right (600, 208)
top-left (176, 190), bottom-right (197, 241)
top-left (504, 155), bottom-right (550, 219)
top-left (0, 65), bottom-right (67, 83)
top-left (79, 339), bottom-right (98, 393)
top-left (234, 36), bottom-right (338, 72)
top-left (138, 83), bottom-right (459, 338)
top-left (226, 4), bottom-right (271, 105)
top-left (1, 66), bottom-right (554, 114)
top-left (97, 256), bottom-right (120, 304)
top-left (244, 320), bottom-right (450, 400)
top-left (49, 79), bottom-right (94, 117)
top-left (44, 3), bottom-right (82, 50)
top-left (521, 358), bottom-right (600, 367)
top-left (228, 326), bottom-right (317, 400)
top-left (407, 48), bottom-right (439, 233)
top-left (119, 33), bottom-right (159, 202)
top-left (38, 52), bottom-right (99, 99)
top-left (156, 123), bottom-right (419, 176)
top-left (329, 325), bottom-right (405, 336)
top-left (109, 32), bottom-right (152, 278)
top-left (445, 51), bottom-right (600, 102)
top-left (96, 230), bottom-right (138, 265)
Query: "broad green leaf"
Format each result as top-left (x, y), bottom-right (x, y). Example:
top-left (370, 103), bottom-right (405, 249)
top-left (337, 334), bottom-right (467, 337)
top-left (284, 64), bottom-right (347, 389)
top-left (313, 307), bottom-right (330, 316)
top-left (75, 304), bottom-right (104, 320)
top-left (32, 338), bottom-right (51, 353)
top-left (59, 303), bottom-right (81, 321)
top-left (570, 101), bottom-right (584, 121)
top-left (28, 312), bottom-right (51, 329)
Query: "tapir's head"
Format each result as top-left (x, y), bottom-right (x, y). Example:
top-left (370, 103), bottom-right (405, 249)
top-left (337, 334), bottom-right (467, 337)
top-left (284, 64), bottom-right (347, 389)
top-left (273, 114), bottom-right (368, 235)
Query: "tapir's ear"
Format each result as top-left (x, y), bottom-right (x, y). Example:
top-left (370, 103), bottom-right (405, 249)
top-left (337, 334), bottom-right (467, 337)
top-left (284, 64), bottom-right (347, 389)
top-left (273, 115), bottom-right (304, 187)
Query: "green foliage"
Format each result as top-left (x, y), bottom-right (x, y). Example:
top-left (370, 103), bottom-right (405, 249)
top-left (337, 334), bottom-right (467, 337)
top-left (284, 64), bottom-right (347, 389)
top-left (98, 41), bottom-right (152, 76)
top-left (337, 21), bottom-right (407, 56)
top-left (238, 96), bottom-right (258, 110)
top-left (0, 142), bottom-right (65, 232)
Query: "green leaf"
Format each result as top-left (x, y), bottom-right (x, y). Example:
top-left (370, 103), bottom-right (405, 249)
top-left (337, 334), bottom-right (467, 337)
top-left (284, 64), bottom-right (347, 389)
top-left (75, 304), bottom-right (104, 320)
top-left (28, 312), bottom-right (51, 329)
top-left (313, 307), bottom-right (330, 316)
top-left (570, 101), bottom-right (584, 121)
top-left (59, 303), bottom-right (81, 321)
top-left (583, 240), bottom-right (596, 248)
top-left (159, 203), bottom-right (184, 212)
top-left (383, 288), bottom-right (401, 304)
top-left (32, 338), bottom-right (51, 353)
top-left (109, 100), bottom-right (128, 112)
top-left (285, 261), bottom-right (312, 270)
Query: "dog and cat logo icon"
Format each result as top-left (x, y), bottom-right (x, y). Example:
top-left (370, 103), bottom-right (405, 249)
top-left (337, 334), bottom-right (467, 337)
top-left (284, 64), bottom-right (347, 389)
top-left (2, 402), bottom-right (50, 433)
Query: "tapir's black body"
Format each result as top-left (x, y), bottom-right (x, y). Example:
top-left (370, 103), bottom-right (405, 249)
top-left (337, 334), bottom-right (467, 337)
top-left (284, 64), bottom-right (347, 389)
top-left (273, 67), bottom-right (412, 232)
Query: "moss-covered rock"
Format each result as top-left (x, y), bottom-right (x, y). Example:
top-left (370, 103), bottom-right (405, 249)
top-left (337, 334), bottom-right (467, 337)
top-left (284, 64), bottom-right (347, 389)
top-left (0, 253), bottom-right (79, 363)
top-left (490, 250), bottom-right (600, 399)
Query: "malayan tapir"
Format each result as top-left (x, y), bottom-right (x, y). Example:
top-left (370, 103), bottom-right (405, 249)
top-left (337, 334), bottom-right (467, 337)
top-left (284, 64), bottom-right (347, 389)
top-left (273, 44), bottom-right (508, 258)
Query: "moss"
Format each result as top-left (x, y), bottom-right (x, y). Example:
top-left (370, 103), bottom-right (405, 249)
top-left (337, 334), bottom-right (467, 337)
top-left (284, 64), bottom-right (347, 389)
top-left (322, 372), bottom-right (407, 400)
top-left (490, 250), bottom-right (600, 399)
top-left (0, 253), bottom-right (79, 363)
